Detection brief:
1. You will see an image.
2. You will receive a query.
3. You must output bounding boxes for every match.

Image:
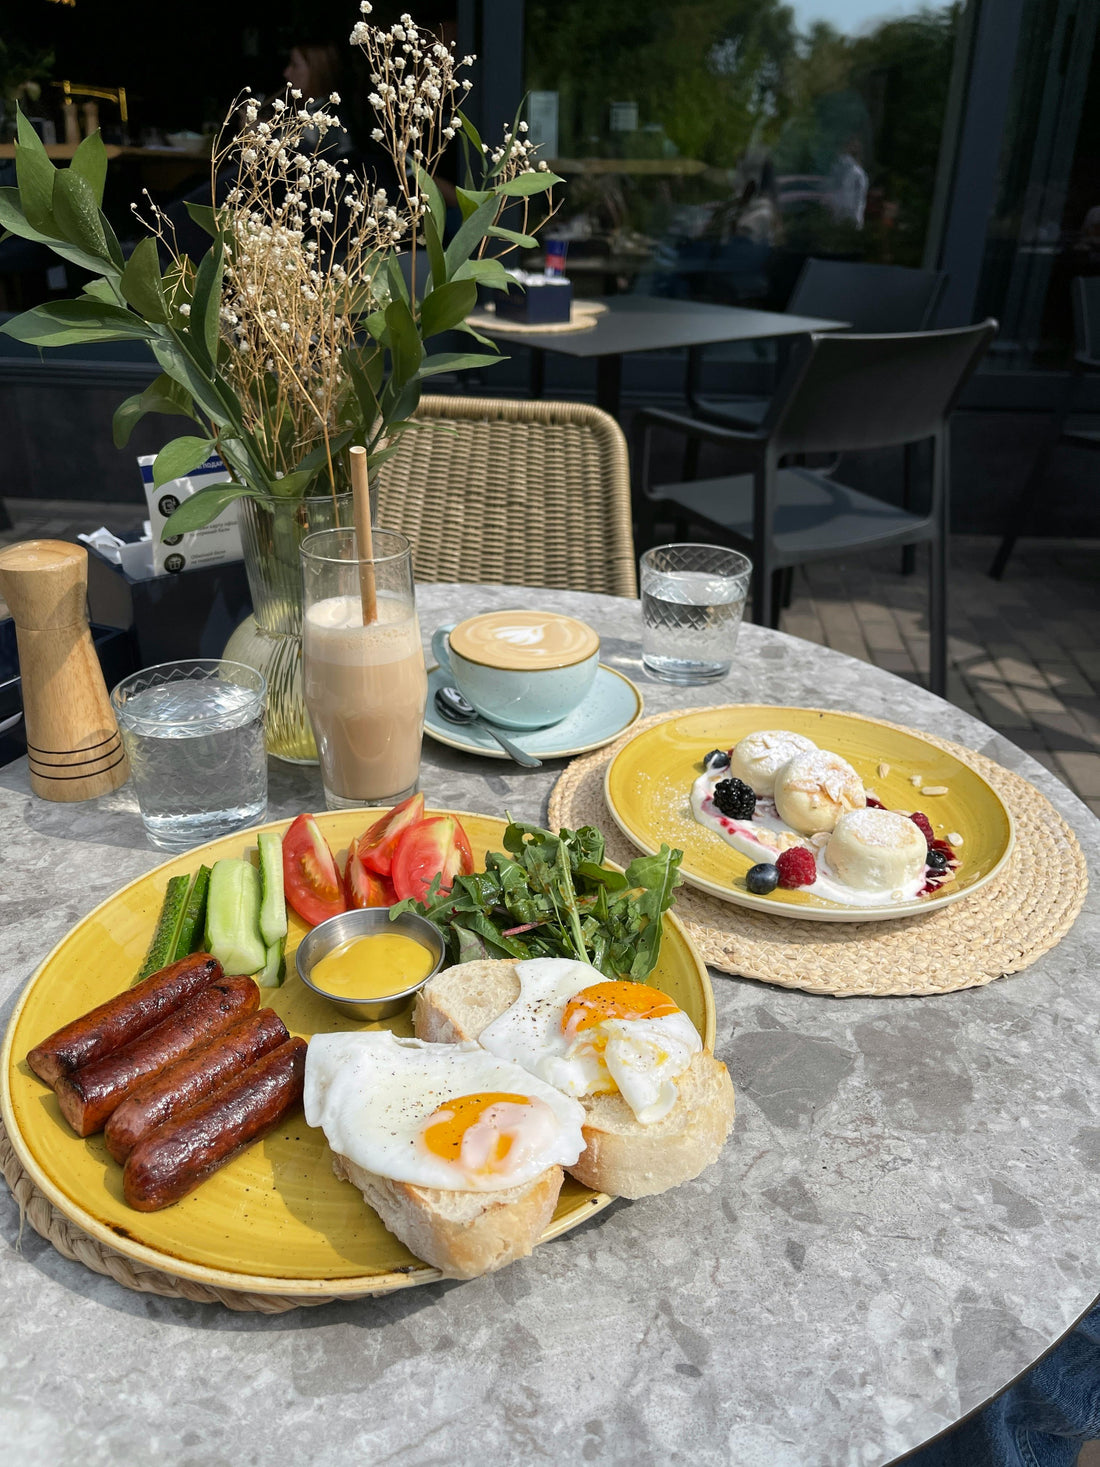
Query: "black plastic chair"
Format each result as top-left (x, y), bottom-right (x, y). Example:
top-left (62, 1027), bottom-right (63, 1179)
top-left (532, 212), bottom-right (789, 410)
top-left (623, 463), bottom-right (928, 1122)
top-left (686, 258), bottom-right (948, 432)
top-left (989, 277), bottom-right (1100, 579)
top-left (635, 320), bottom-right (997, 696)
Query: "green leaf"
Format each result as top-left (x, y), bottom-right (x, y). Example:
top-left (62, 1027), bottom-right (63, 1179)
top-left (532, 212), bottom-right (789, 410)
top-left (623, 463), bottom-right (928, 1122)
top-left (386, 253), bottom-right (410, 307)
top-left (455, 185), bottom-right (494, 221)
top-left (487, 95), bottom-right (528, 181)
top-left (14, 110), bottom-right (56, 235)
top-left (452, 318), bottom-right (497, 350)
top-left (113, 372), bottom-right (197, 448)
top-left (365, 440), bottom-right (408, 471)
top-left (421, 210), bottom-right (447, 293)
top-left (419, 278), bottom-right (477, 339)
top-left (150, 338), bottom-right (238, 431)
top-left (52, 171), bottom-right (111, 264)
top-left (383, 297), bottom-right (423, 389)
top-left (189, 241), bottom-right (224, 367)
top-left (378, 373), bottom-right (421, 433)
top-left (82, 278), bottom-right (119, 305)
top-left (152, 435), bottom-right (218, 490)
top-left (453, 256), bottom-right (516, 292)
top-left (184, 202), bottom-right (219, 239)
top-left (486, 224), bottom-right (539, 249)
top-left (0, 299), bottom-right (154, 348)
top-left (444, 195), bottom-right (501, 276)
top-left (161, 483), bottom-right (260, 538)
top-left (120, 237), bottom-right (168, 323)
top-left (418, 350), bottom-right (503, 378)
top-left (414, 164), bottom-right (445, 242)
top-left (456, 110), bottom-right (485, 167)
top-left (0, 187), bottom-right (116, 278)
top-left (71, 132), bottom-right (109, 207)
top-left (497, 170), bottom-right (564, 196)
top-left (361, 308), bottom-right (388, 342)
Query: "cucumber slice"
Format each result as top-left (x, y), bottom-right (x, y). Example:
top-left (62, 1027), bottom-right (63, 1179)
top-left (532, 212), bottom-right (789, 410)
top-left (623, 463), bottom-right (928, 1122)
top-left (172, 865), bottom-right (211, 962)
top-left (257, 831), bottom-right (288, 946)
top-left (205, 858), bottom-right (266, 976)
top-left (258, 936), bottom-right (286, 988)
top-left (135, 874), bottom-right (192, 982)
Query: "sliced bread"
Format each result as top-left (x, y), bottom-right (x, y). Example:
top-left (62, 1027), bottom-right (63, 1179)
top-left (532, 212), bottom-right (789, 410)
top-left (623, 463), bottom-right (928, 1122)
top-left (413, 960), bottom-right (735, 1199)
top-left (332, 1153), bottom-right (564, 1280)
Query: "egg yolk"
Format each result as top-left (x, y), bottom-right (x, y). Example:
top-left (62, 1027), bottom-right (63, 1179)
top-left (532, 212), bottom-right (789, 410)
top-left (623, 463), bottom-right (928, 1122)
top-left (561, 981), bottom-right (679, 1046)
top-left (421, 1092), bottom-right (533, 1169)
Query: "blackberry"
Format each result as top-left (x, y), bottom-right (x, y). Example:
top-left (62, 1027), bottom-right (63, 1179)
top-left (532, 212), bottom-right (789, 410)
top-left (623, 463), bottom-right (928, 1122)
top-left (745, 862), bottom-right (779, 895)
top-left (703, 748), bottom-right (731, 771)
top-left (712, 777), bottom-right (756, 820)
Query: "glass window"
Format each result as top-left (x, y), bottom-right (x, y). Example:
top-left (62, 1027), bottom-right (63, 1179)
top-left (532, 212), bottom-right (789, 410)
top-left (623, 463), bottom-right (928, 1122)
top-left (525, 0), bottom-right (961, 306)
top-left (974, 0), bottom-right (1099, 370)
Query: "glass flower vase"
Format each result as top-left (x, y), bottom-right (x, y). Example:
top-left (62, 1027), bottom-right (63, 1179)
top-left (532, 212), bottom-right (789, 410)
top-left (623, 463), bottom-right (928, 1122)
top-left (224, 488), bottom-right (356, 763)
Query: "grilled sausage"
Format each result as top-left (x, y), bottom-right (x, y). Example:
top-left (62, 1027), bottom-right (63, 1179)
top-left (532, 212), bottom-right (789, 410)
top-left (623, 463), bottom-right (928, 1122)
top-left (123, 1037), bottom-right (307, 1211)
top-left (104, 1008), bottom-right (290, 1163)
top-left (55, 975), bottom-right (260, 1137)
top-left (27, 954), bottom-right (223, 1088)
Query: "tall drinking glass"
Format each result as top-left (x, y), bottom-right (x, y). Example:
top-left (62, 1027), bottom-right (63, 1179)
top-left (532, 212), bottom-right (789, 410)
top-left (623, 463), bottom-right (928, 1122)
top-left (301, 528), bottom-right (428, 810)
top-left (639, 544), bottom-right (752, 683)
top-left (110, 659), bottom-right (268, 850)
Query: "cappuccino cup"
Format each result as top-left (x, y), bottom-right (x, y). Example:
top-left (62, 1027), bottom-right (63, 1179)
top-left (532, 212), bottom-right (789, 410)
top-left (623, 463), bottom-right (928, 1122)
top-left (431, 610), bottom-right (600, 729)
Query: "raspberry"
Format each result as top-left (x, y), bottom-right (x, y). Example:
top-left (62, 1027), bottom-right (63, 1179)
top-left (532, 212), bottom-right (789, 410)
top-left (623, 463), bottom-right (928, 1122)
top-left (910, 811), bottom-right (934, 844)
top-left (865, 796), bottom-right (886, 810)
top-left (930, 838), bottom-right (956, 861)
top-left (775, 847), bottom-right (817, 888)
top-left (712, 777), bottom-right (756, 820)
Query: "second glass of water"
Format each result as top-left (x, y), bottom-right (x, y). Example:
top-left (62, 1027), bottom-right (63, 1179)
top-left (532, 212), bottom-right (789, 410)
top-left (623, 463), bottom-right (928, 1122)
top-left (111, 659), bottom-right (268, 850)
top-left (639, 544), bottom-right (752, 683)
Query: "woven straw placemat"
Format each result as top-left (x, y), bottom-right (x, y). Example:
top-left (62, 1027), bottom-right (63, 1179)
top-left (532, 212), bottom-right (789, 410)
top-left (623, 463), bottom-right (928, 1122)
top-left (548, 709), bottom-right (1088, 997)
top-left (0, 1120), bottom-right (366, 1312)
top-left (467, 300), bottom-right (607, 335)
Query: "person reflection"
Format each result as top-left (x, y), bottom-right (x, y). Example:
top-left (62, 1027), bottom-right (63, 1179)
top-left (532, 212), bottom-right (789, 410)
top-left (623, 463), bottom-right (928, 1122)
top-left (830, 136), bottom-right (868, 229)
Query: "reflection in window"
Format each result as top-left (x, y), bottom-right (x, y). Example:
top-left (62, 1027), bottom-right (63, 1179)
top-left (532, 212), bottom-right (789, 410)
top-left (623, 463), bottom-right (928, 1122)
top-left (525, 0), bottom-right (959, 305)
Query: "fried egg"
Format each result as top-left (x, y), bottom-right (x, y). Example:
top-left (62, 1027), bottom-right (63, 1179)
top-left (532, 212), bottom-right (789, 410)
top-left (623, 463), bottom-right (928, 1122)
top-left (304, 1031), bottom-right (586, 1192)
top-left (478, 959), bottom-right (702, 1126)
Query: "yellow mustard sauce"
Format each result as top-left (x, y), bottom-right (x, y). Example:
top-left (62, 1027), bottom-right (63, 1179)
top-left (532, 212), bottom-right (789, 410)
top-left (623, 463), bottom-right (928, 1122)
top-left (310, 933), bottom-right (434, 998)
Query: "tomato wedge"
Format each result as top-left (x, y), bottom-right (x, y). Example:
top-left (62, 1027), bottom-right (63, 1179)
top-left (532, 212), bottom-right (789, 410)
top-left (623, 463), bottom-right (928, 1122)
top-left (282, 814), bottom-right (347, 927)
top-left (391, 815), bottom-right (475, 903)
top-left (357, 793), bottom-right (426, 877)
top-left (345, 837), bottom-right (397, 909)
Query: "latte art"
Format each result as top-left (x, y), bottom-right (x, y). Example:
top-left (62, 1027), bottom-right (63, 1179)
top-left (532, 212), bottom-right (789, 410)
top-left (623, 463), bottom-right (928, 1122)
top-left (450, 610), bottom-right (600, 670)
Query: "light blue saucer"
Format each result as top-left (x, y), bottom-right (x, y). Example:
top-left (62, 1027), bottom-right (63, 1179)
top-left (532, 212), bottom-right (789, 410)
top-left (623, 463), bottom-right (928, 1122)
top-left (424, 663), bottom-right (643, 761)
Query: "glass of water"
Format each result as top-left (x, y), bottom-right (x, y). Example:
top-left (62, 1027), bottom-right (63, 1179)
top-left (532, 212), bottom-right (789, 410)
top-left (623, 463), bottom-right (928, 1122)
top-left (639, 544), bottom-right (752, 683)
top-left (111, 659), bottom-right (268, 851)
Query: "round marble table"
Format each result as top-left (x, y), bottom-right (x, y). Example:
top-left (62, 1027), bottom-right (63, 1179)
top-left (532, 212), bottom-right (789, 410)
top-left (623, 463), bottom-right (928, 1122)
top-left (1, 584), bottom-right (1097, 1467)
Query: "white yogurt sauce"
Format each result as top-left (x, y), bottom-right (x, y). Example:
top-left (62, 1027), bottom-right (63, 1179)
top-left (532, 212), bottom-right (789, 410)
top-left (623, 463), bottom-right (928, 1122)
top-left (690, 770), bottom-right (926, 908)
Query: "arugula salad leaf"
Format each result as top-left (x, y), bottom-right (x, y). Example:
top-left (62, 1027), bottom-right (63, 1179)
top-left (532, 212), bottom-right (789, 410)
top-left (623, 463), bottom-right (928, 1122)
top-left (391, 820), bottom-right (683, 980)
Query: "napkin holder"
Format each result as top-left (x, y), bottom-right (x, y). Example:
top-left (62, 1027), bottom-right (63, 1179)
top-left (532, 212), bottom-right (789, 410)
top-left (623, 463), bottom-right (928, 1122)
top-left (0, 539), bottom-right (129, 801)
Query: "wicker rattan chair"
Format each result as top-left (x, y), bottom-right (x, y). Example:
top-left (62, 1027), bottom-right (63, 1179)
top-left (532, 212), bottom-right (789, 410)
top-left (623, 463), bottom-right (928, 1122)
top-left (374, 395), bottom-right (637, 597)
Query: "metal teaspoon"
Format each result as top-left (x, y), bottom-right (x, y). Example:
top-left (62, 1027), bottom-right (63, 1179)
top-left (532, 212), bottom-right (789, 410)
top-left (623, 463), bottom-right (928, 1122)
top-left (434, 686), bottom-right (543, 768)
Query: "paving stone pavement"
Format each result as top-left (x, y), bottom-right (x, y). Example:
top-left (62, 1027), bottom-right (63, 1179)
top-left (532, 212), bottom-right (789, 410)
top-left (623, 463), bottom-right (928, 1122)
top-left (1, 497), bottom-right (1098, 817)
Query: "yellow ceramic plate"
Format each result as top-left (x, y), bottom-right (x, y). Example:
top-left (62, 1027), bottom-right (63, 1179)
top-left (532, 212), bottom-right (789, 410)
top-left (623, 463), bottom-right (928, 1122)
top-left (604, 708), bottom-right (1015, 923)
top-left (1, 810), bottom-right (713, 1298)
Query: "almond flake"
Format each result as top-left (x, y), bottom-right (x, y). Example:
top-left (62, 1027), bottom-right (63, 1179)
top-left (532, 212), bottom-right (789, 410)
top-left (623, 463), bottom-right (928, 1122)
top-left (877, 762), bottom-right (890, 778)
top-left (909, 774), bottom-right (923, 787)
top-left (948, 831), bottom-right (964, 845)
top-left (922, 785), bottom-right (949, 796)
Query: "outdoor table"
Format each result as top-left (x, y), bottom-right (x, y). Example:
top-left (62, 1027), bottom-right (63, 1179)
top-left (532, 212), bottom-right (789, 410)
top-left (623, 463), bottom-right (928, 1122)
top-left (1, 582), bottom-right (1097, 1466)
top-left (475, 296), bottom-right (845, 417)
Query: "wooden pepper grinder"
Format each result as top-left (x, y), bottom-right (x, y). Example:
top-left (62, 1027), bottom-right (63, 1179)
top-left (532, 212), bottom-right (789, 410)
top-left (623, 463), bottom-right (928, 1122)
top-left (0, 540), bottom-right (130, 801)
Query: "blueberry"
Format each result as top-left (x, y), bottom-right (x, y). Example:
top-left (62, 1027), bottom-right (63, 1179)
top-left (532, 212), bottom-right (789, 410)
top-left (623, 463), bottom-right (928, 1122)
top-left (703, 748), bottom-right (731, 771)
top-left (746, 862), bottom-right (779, 895)
top-left (926, 848), bottom-right (949, 872)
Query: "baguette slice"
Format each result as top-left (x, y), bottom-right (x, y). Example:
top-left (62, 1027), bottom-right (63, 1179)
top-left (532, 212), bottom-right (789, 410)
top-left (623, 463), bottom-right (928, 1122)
top-left (413, 960), bottom-right (735, 1199)
top-left (332, 1154), bottom-right (564, 1280)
